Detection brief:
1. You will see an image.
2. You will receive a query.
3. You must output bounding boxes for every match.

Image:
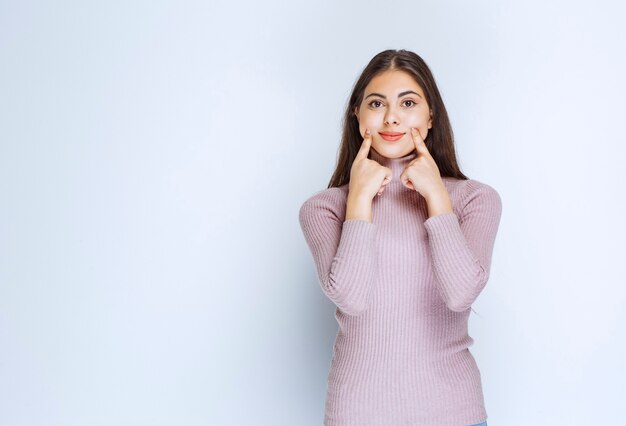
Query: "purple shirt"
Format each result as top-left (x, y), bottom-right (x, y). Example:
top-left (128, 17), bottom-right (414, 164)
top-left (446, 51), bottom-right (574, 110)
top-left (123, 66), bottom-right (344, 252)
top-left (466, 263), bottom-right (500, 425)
top-left (299, 148), bottom-right (502, 425)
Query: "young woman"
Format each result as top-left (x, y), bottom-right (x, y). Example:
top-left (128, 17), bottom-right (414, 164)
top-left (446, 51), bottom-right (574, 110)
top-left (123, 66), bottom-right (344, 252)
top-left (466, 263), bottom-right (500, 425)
top-left (298, 49), bottom-right (502, 425)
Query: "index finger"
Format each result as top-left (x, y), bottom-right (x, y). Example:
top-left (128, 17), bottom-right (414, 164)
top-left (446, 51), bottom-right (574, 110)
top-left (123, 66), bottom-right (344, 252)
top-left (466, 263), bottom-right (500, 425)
top-left (355, 128), bottom-right (372, 160)
top-left (411, 127), bottom-right (429, 156)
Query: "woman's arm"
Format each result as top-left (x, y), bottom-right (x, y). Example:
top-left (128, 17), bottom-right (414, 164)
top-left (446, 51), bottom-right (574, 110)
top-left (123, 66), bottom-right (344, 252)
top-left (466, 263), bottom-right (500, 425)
top-left (299, 191), bottom-right (378, 316)
top-left (423, 182), bottom-right (503, 312)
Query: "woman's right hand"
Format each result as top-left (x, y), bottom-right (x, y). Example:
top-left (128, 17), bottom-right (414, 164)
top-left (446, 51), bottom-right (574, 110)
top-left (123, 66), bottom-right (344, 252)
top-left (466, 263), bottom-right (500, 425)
top-left (348, 128), bottom-right (392, 199)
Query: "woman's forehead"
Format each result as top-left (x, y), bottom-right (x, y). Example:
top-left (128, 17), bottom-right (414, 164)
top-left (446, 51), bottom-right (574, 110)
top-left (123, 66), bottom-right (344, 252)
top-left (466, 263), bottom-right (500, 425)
top-left (364, 70), bottom-right (425, 97)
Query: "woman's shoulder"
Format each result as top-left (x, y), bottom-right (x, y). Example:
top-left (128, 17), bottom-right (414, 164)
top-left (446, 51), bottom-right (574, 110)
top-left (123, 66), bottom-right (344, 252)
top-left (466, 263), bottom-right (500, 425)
top-left (442, 176), bottom-right (500, 193)
top-left (299, 184), bottom-right (349, 221)
top-left (442, 176), bottom-right (502, 209)
top-left (301, 183), bottom-right (349, 203)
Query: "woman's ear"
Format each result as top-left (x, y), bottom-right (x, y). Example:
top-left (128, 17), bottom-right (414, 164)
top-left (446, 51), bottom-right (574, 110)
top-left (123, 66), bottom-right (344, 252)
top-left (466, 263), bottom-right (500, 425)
top-left (428, 110), bottom-right (433, 129)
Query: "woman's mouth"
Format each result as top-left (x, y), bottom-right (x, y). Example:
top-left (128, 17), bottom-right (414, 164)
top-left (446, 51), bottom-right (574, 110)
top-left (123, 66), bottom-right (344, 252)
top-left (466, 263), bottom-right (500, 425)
top-left (379, 132), bottom-right (405, 142)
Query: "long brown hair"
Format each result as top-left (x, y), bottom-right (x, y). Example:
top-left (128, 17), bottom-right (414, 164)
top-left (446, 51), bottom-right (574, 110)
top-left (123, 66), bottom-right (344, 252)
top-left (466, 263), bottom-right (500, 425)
top-left (328, 49), bottom-right (469, 188)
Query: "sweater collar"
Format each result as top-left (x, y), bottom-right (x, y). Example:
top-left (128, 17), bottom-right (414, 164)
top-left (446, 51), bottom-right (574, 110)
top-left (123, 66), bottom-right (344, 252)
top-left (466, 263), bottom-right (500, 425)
top-left (368, 148), bottom-right (418, 180)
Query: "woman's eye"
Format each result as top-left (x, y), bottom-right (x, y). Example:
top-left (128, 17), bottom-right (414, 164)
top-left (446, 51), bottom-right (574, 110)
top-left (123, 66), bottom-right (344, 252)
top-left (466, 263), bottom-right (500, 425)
top-left (367, 99), bottom-right (416, 108)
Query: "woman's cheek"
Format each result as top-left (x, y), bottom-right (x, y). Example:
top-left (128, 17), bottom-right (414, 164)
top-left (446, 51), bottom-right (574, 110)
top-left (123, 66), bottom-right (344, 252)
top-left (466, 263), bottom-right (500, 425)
top-left (406, 118), bottom-right (429, 138)
top-left (407, 125), bottom-right (428, 140)
top-left (359, 119), bottom-right (376, 137)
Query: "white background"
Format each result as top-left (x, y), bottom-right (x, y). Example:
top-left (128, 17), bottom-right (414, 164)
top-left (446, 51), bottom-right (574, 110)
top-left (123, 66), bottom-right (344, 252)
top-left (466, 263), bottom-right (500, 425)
top-left (1, 0), bottom-right (625, 425)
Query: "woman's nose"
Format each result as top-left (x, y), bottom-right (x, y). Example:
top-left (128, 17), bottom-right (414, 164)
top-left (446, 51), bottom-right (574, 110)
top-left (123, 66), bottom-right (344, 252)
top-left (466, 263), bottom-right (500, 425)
top-left (384, 109), bottom-right (399, 125)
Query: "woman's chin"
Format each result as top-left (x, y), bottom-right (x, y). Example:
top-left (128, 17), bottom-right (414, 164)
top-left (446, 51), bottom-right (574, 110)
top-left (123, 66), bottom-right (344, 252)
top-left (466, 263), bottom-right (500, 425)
top-left (374, 144), bottom-right (413, 158)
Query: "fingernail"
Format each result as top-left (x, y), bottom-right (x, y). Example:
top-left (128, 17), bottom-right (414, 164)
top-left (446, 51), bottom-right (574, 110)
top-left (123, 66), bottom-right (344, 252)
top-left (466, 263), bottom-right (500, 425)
top-left (365, 128), bottom-right (370, 135)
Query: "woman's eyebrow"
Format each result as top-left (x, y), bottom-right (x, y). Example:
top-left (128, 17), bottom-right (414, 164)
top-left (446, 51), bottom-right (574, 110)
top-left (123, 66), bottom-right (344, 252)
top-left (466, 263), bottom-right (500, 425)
top-left (365, 90), bottom-right (423, 100)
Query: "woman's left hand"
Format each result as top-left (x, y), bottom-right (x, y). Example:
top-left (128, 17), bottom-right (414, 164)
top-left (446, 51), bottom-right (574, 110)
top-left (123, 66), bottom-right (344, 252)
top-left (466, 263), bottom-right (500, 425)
top-left (400, 127), bottom-right (445, 198)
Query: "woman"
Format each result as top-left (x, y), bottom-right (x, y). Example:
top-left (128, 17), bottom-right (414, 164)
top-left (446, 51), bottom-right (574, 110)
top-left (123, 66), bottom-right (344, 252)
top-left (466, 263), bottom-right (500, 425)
top-left (298, 49), bottom-right (501, 425)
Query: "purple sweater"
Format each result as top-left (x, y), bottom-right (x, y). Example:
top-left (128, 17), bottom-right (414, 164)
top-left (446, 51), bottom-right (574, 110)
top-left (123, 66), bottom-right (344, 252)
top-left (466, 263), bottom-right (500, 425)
top-left (298, 148), bottom-right (502, 425)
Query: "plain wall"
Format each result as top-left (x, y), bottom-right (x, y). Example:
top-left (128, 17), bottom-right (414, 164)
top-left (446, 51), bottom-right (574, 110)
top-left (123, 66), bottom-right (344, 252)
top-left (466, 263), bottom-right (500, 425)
top-left (1, 0), bottom-right (624, 425)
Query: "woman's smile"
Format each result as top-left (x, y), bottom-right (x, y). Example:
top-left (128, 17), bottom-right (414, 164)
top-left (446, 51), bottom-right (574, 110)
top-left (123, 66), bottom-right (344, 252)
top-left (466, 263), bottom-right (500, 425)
top-left (379, 131), bottom-right (405, 141)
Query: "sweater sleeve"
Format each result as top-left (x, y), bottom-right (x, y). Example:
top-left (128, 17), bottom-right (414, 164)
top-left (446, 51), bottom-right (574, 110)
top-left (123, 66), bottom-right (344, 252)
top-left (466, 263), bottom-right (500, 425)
top-left (298, 192), bottom-right (378, 316)
top-left (423, 182), bottom-right (502, 312)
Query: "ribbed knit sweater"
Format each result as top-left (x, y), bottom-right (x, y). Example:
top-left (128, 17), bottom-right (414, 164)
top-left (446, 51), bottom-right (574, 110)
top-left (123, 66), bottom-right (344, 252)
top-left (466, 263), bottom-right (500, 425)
top-left (298, 148), bottom-right (502, 426)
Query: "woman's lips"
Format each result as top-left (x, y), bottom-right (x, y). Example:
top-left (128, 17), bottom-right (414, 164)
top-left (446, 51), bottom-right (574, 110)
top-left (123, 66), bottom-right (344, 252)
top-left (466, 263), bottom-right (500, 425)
top-left (379, 132), bottom-right (405, 141)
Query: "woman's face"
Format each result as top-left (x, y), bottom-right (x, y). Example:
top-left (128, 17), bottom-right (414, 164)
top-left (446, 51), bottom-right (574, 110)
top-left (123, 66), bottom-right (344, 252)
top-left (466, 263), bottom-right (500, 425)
top-left (354, 69), bottom-right (432, 158)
